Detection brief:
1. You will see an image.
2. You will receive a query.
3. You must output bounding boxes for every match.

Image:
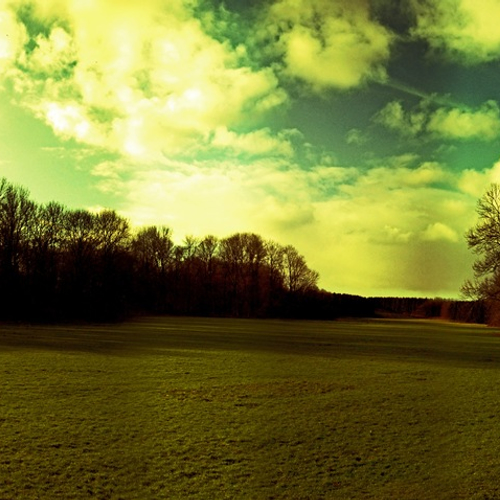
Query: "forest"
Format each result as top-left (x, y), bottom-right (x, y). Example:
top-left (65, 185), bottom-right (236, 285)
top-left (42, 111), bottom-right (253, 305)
top-left (0, 177), bottom-right (485, 323)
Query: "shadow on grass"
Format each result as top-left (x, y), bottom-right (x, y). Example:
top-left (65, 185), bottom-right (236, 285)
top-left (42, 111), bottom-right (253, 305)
top-left (0, 317), bottom-right (499, 368)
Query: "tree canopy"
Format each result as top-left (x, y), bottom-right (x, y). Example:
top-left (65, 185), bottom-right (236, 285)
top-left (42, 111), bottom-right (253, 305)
top-left (0, 177), bottom-right (324, 321)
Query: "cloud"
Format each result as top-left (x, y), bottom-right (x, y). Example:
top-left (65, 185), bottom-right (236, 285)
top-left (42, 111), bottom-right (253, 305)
top-left (411, 0), bottom-right (500, 63)
top-left (211, 127), bottom-right (295, 158)
top-left (1, 0), bottom-right (492, 299)
top-left (374, 100), bottom-right (426, 136)
top-left (427, 101), bottom-right (500, 140)
top-left (421, 222), bottom-right (458, 242)
top-left (375, 99), bottom-right (500, 141)
top-left (1, 0), bottom-right (288, 159)
top-left (307, 164), bottom-right (475, 296)
top-left (456, 159), bottom-right (500, 198)
top-left (345, 128), bottom-right (368, 145)
top-left (88, 153), bottom-right (476, 297)
top-left (260, 0), bottom-right (393, 91)
top-left (0, 5), bottom-right (27, 77)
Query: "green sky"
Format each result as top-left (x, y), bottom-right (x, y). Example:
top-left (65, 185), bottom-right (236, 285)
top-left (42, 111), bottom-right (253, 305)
top-left (2, 0), bottom-right (500, 298)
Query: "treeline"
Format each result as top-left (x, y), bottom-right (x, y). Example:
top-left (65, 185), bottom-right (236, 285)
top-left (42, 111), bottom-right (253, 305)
top-left (0, 178), bottom-right (487, 324)
top-left (0, 178), bottom-right (326, 322)
top-left (370, 297), bottom-right (487, 324)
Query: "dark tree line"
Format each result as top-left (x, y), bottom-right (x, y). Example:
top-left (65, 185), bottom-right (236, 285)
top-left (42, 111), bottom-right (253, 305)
top-left (369, 296), bottom-right (486, 324)
top-left (1, 177), bottom-right (487, 323)
top-left (0, 178), bottom-right (324, 321)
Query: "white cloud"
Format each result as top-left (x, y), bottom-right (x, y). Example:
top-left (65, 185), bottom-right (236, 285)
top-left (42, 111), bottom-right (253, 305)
top-left (0, 5), bottom-right (27, 76)
top-left (211, 127), bottom-right (294, 158)
top-left (376, 99), bottom-right (500, 141)
top-left (384, 225), bottom-right (413, 243)
top-left (374, 100), bottom-right (426, 135)
top-left (421, 222), bottom-right (459, 242)
top-left (404, 162), bottom-right (448, 186)
top-left (347, 161), bottom-right (448, 192)
top-left (1, 0), bottom-right (288, 160)
top-left (456, 160), bottom-right (500, 198)
top-left (22, 26), bottom-right (75, 75)
top-left (427, 101), bottom-right (500, 140)
top-left (411, 0), bottom-right (500, 63)
top-left (261, 0), bottom-right (393, 90)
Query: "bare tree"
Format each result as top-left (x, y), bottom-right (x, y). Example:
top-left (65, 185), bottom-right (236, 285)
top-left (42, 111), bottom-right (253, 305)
top-left (0, 179), bottom-right (36, 275)
top-left (463, 184), bottom-right (500, 308)
top-left (95, 210), bottom-right (130, 254)
top-left (130, 226), bottom-right (174, 313)
top-left (0, 179), bottom-right (36, 317)
top-left (282, 245), bottom-right (319, 293)
top-left (195, 235), bottom-right (220, 314)
top-left (24, 202), bottom-right (67, 315)
top-left (28, 202), bottom-right (66, 254)
top-left (176, 235), bottom-right (200, 313)
top-left (241, 233), bottom-right (266, 315)
top-left (264, 239), bottom-right (285, 290)
top-left (196, 235), bottom-right (219, 274)
top-left (219, 233), bottom-right (246, 315)
top-left (131, 226), bottom-right (174, 273)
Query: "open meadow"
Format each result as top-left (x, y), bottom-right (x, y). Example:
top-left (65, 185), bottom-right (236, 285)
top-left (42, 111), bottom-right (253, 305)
top-left (1, 317), bottom-right (500, 499)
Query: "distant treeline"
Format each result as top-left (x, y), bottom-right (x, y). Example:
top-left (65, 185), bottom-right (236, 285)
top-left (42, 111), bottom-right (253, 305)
top-left (369, 297), bottom-right (487, 324)
top-left (295, 295), bottom-right (487, 324)
top-left (0, 178), bottom-right (486, 323)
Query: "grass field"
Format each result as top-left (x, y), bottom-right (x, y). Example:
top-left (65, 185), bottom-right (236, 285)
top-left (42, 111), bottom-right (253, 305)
top-left (1, 317), bottom-right (500, 499)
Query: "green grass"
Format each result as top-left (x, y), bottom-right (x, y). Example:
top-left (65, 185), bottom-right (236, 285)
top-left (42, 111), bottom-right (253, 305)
top-left (1, 317), bottom-right (500, 499)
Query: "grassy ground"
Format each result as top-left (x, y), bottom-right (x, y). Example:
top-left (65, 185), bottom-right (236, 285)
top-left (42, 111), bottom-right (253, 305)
top-left (1, 317), bottom-right (500, 499)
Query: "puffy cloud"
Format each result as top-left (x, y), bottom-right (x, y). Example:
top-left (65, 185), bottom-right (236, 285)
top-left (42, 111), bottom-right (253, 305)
top-left (1, 0), bottom-right (287, 159)
top-left (21, 26), bottom-right (75, 75)
top-left (374, 100), bottom-right (426, 135)
top-left (421, 222), bottom-right (459, 243)
top-left (345, 128), bottom-right (368, 145)
top-left (456, 160), bottom-right (500, 198)
top-left (0, 5), bottom-right (27, 76)
top-left (375, 99), bottom-right (500, 141)
top-left (211, 127), bottom-right (295, 158)
top-left (346, 161), bottom-right (449, 191)
top-left (261, 0), bottom-right (393, 90)
top-left (383, 225), bottom-right (413, 243)
top-left (427, 101), bottom-right (500, 140)
top-left (404, 162), bottom-right (448, 186)
top-left (411, 0), bottom-right (500, 63)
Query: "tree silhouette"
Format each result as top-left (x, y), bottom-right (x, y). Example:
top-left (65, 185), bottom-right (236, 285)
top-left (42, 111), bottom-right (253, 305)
top-left (463, 183), bottom-right (500, 323)
top-left (194, 235), bottom-right (220, 315)
top-left (282, 244), bottom-right (319, 293)
top-left (0, 177), bottom-right (341, 322)
top-left (24, 202), bottom-right (66, 319)
top-left (0, 179), bottom-right (36, 318)
top-left (130, 226), bottom-right (174, 313)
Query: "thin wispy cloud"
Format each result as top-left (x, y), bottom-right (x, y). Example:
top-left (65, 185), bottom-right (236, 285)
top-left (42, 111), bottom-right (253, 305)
top-left (380, 79), bottom-right (464, 108)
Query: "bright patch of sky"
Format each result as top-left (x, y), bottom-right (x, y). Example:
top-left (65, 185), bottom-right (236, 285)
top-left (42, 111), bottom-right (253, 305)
top-left (1, 0), bottom-right (500, 298)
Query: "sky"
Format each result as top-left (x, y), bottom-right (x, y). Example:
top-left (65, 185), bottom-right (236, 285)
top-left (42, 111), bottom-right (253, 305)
top-left (1, 0), bottom-right (500, 298)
